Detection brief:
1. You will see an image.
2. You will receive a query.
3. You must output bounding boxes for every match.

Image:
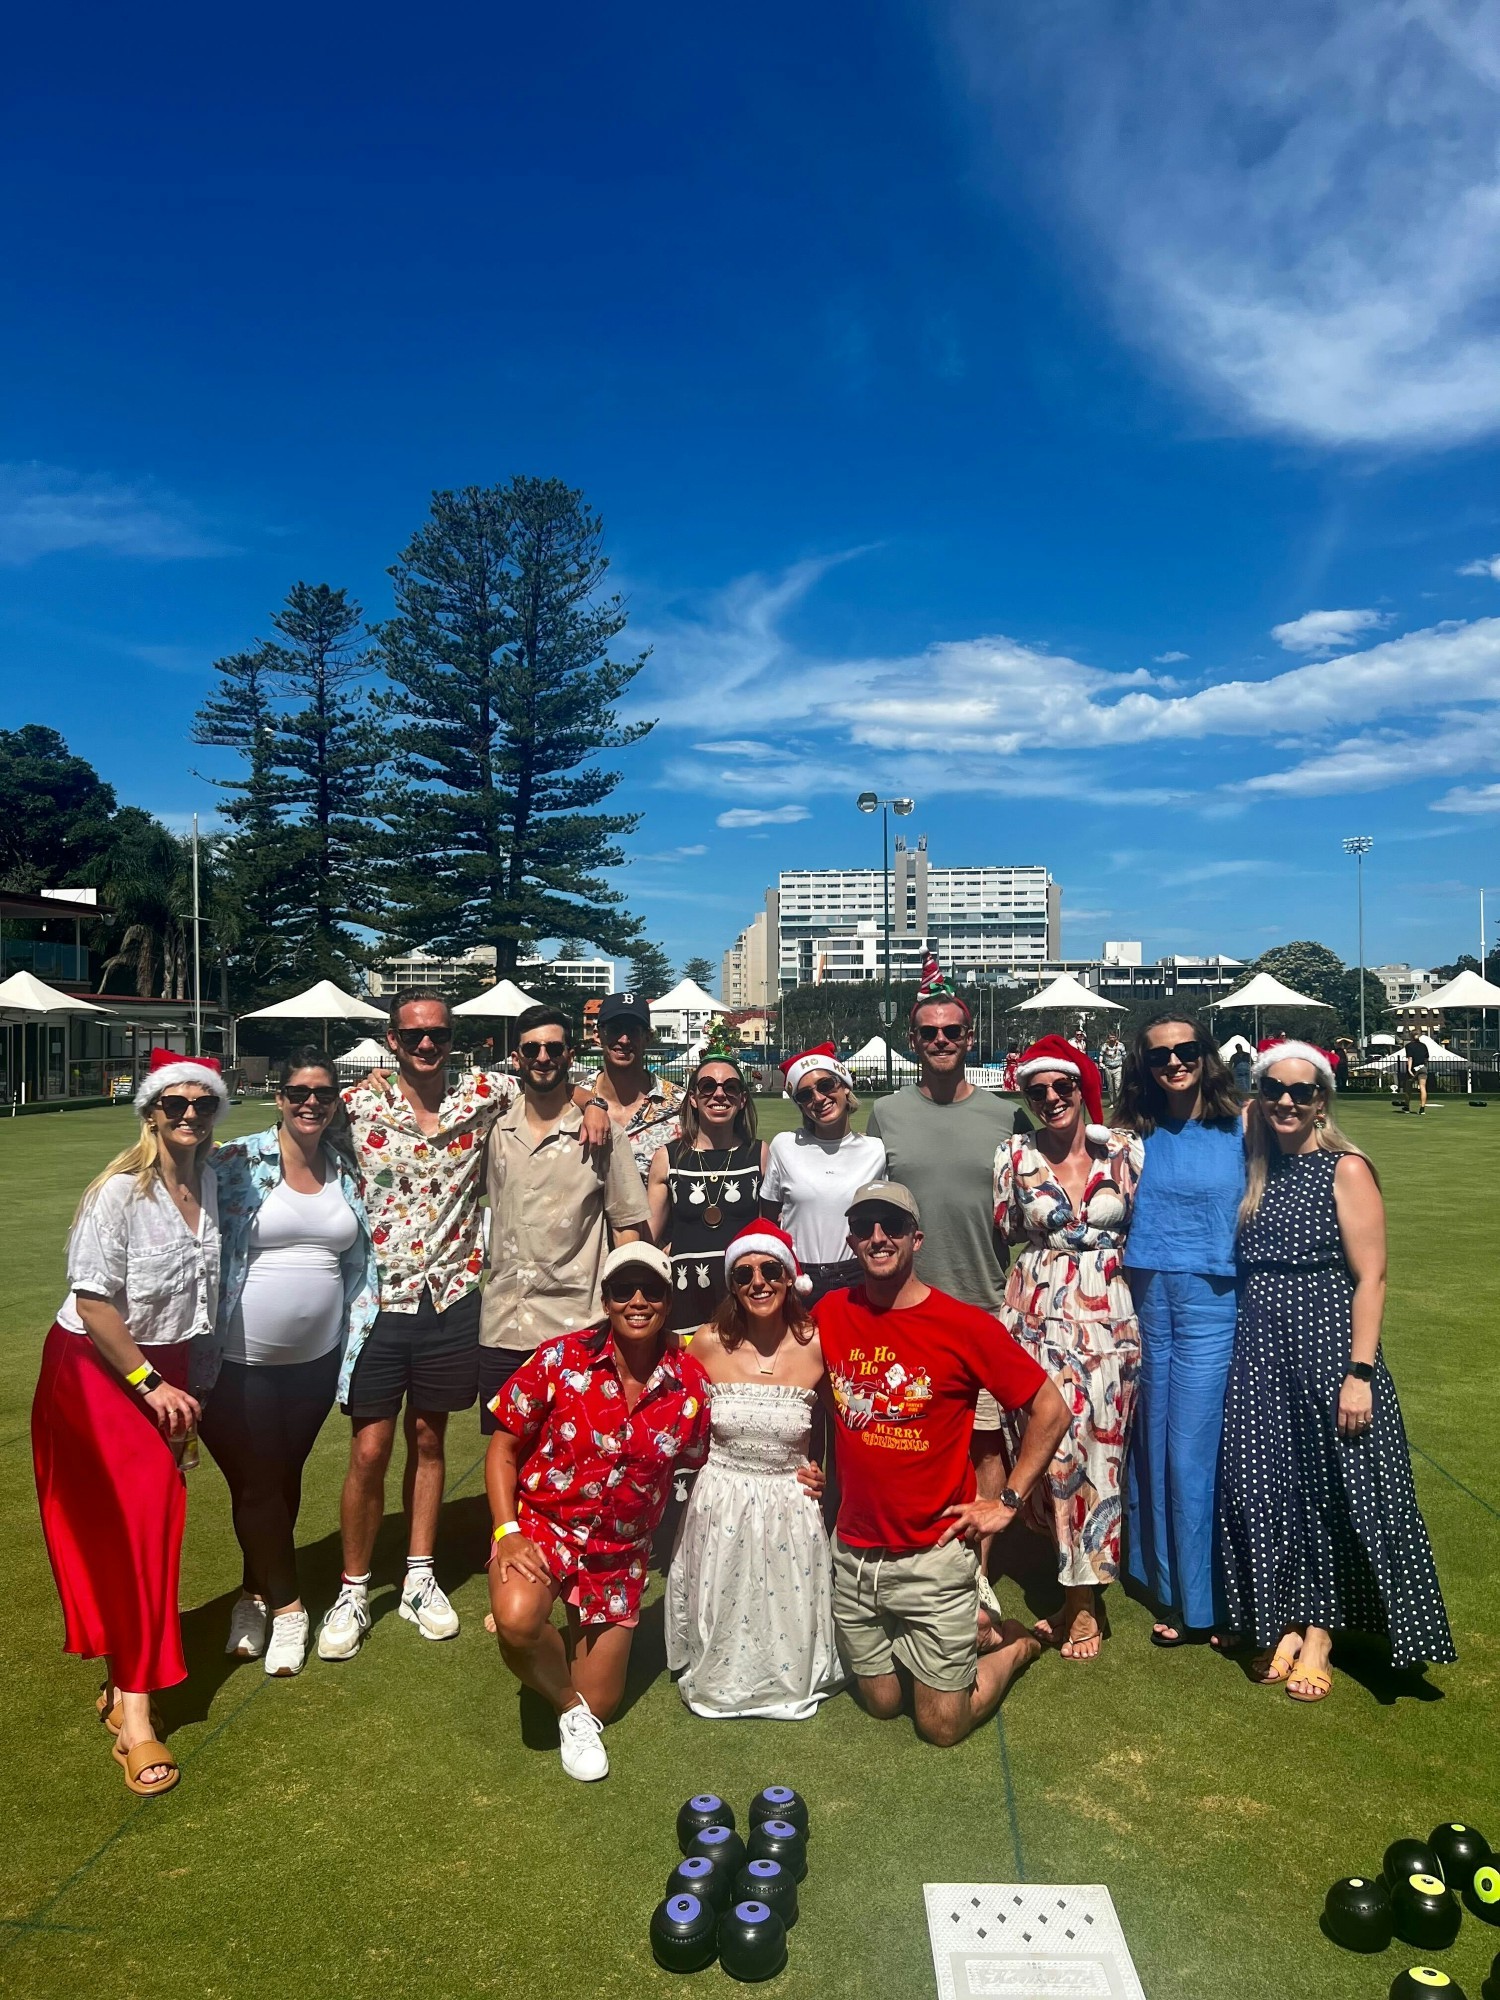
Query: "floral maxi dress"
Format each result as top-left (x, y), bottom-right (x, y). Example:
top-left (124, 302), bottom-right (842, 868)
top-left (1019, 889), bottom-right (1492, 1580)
top-left (994, 1129), bottom-right (1145, 1588)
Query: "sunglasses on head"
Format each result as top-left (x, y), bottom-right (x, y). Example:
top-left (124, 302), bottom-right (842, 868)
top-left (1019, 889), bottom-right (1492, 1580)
top-left (1022, 1076), bottom-right (1078, 1104)
top-left (155, 1094), bottom-right (219, 1123)
top-left (794, 1077), bottom-right (843, 1107)
top-left (519, 1039), bottom-right (569, 1060)
top-left (1258, 1076), bottom-right (1321, 1106)
top-left (847, 1211), bottom-right (915, 1240)
top-left (914, 1021), bottom-right (969, 1045)
top-left (730, 1259), bottom-right (788, 1287)
top-left (603, 1274), bottom-right (670, 1305)
top-left (393, 1026), bottom-right (452, 1052)
top-left (693, 1076), bottom-right (745, 1102)
top-left (281, 1084), bottom-right (338, 1106)
top-left (1146, 1041), bottom-right (1203, 1070)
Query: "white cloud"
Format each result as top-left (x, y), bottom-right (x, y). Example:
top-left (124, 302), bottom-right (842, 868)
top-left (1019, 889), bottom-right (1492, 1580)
top-left (1271, 608), bottom-right (1387, 654)
top-left (1154, 650), bottom-right (1189, 664)
top-left (716, 805), bottom-right (812, 828)
top-left (1432, 782), bottom-right (1500, 813)
top-left (690, 740), bottom-right (788, 760)
top-left (948, 0), bottom-right (1500, 447)
top-left (0, 462), bottom-right (226, 564)
top-left (1459, 554), bottom-right (1500, 579)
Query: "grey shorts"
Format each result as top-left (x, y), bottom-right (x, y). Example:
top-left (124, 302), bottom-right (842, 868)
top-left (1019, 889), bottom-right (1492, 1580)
top-left (831, 1533), bottom-right (980, 1693)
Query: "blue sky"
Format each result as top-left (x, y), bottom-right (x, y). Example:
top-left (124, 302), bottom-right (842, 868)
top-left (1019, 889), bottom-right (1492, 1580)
top-left (4, 0), bottom-right (1500, 978)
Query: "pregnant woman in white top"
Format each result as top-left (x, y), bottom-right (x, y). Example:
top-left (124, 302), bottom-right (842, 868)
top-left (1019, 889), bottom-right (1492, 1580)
top-left (761, 1044), bottom-right (885, 1305)
top-left (209, 1049), bottom-right (378, 1677)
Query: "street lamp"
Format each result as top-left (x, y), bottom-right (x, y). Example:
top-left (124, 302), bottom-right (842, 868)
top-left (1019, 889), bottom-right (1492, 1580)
top-left (1342, 836), bottom-right (1373, 1055)
top-left (857, 792), bottom-right (915, 1092)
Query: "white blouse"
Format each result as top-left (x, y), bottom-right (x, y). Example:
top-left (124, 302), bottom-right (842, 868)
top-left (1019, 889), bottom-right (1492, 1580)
top-left (57, 1168), bottom-right (221, 1347)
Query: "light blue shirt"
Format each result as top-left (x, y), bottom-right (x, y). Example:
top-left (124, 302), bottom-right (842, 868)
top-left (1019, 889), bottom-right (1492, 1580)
top-left (1123, 1118), bottom-right (1245, 1279)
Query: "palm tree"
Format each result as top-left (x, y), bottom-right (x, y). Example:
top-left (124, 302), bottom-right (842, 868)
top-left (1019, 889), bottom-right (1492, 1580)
top-left (96, 813), bottom-right (192, 999)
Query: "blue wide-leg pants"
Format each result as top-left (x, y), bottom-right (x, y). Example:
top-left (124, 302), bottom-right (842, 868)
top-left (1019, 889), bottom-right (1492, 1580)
top-left (1124, 1269), bottom-right (1237, 1631)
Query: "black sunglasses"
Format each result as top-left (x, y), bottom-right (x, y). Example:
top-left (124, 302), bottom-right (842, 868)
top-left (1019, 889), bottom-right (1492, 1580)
top-left (914, 1021), bottom-right (969, 1044)
top-left (1146, 1041), bottom-right (1204, 1070)
top-left (155, 1094), bottom-right (219, 1122)
top-left (393, 1026), bottom-right (452, 1051)
top-left (848, 1211), bottom-right (915, 1240)
top-left (603, 1274), bottom-right (670, 1305)
top-left (1258, 1076), bottom-right (1321, 1106)
top-left (281, 1084), bottom-right (339, 1106)
top-left (518, 1039), bottom-right (570, 1060)
top-left (794, 1077), bottom-right (843, 1107)
top-left (730, 1259), bottom-right (788, 1287)
top-left (693, 1077), bottom-right (745, 1101)
top-left (1023, 1077), bottom-right (1078, 1103)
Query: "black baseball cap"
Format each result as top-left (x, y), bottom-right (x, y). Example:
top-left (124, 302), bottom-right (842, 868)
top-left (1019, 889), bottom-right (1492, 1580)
top-left (598, 991), bottom-right (652, 1031)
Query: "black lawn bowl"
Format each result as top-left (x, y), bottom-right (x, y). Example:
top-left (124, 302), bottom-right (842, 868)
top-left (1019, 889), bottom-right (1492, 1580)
top-left (668, 1855), bottom-right (731, 1912)
top-left (1393, 1874), bottom-right (1462, 1953)
top-left (1322, 1875), bottom-right (1394, 1953)
top-left (717, 1900), bottom-right (788, 1983)
top-left (734, 1858), bottom-right (799, 1930)
top-left (1387, 1841), bottom-right (1445, 1890)
top-left (1483, 1949), bottom-right (1500, 2000)
top-left (677, 1794), bottom-right (734, 1853)
top-left (746, 1818), bottom-right (807, 1882)
top-left (686, 1824), bottom-right (748, 1880)
top-left (650, 1893), bottom-right (719, 1974)
top-left (1389, 1971), bottom-right (1466, 1999)
top-left (1467, 1865), bottom-right (1500, 1925)
top-left (749, 1786), bottom-right (809, 1839)
top-left (1431, 1827), bottom-right (1492, 1884)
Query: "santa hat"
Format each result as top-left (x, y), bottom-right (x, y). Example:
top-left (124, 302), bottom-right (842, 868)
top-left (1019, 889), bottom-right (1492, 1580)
top-left (1251, 1038), bottom-right (1336, 1094)
top-left (134, 1048), bottom-right (229, 1116)
top-left (780, 1042), bottom-right (853, 1096)
top-left (910, 952), bottom-right (971, 1022)
top-left (1014, 1034), bottom-right (1110, 1145)
top-left (724, 1220), bottom-right (813, 1296)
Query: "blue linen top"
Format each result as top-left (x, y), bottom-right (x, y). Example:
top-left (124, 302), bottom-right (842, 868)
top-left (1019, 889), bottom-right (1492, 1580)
top-left (1121, 1117), bottom-right (1245, 1279)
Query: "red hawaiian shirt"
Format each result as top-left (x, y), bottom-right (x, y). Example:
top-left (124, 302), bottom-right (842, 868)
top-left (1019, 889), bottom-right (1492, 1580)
top-left (491, 1329), bottom-right (710, 1624)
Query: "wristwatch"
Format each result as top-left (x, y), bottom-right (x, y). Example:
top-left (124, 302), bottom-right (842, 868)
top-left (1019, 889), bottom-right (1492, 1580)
top-left (1347, 1362), bottom-right (1374, 1383)
top-left (999, 1486), bottom-right (1023, 1510)
top-left (135, 1369), bottom-right (164, 1396)
top-left (585, 1096), bottom-right (610, 1113)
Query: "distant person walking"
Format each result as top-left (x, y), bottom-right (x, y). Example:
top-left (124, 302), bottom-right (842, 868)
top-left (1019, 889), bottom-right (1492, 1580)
top-left (762, 1044), bottom-right (885, 1303)
top-left (1099, 1028), bottom-right (1126, 1105)
top-left (1402, 1033), bottom-right (1429, 1114)
top-left (32, 1050), bottom-right (227, 1797)
top-left (648, 1057), bottom-right (767, 1333)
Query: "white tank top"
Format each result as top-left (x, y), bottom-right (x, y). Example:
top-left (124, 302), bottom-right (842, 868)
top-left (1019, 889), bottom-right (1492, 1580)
top-left (224, 1176), bottom-right (358, 1367)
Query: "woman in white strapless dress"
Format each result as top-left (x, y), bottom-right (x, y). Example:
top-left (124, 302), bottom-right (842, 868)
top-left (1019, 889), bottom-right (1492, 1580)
top-left (666, 1224), bottom-right (842, 1720)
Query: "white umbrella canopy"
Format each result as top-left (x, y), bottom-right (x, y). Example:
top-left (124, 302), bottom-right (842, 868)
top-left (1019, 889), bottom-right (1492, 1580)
top-left (1010, 973), bottom-right (1126, 1013)
top-left (239, 979), bottom-right (385, 1022)
top-left (847, 1034), bottom-right (918, 1073)
top-left (1422, 968), bottom-right (1500, 1010)
top-left (0, 970), bottom-right (115, 1017)
top-left (451, 978), bottom-right (541, 1018)
top-left (1209, 970), bottom-right (1330, 1012)
top-left (650, 978), bottom-right (726, 1014)
top-left (334, 1036), bottom-right (390, 1069)
top-left (1217, 1033), bottom-right (1255, 1059)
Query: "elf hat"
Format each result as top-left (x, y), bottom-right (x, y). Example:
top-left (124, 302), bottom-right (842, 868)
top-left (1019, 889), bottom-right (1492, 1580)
top-left (134, 1048), bottom-right (229, 1116)
top-left (1013, 1034), bottom-right (1110, 1145)
top-left (909, 951), bottom-right (971, 1023)
top-left (724, 1219), bottom-right (813, 1296)
top-left (780, 1042), bottom-right (853, 1096)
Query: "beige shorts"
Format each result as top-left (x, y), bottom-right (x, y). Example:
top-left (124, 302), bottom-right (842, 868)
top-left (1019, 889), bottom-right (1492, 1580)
top-left (831, 1533), bottom-right (980, 1693)
top-left (972, 1309), bottom-right (1011, 1433)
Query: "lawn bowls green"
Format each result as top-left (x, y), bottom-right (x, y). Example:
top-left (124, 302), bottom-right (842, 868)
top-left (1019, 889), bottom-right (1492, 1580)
top-left (650, 1892), bottom-right (719, 1973)
top-left (1322, 1875), bottom-right (1394, 1953)
top-left (1482, 1950), bottom-right (1500, 2000)
top-left (1387, 1840), bottom-right (1445, 1890)
top-left (1392, 1874), bottom-right (1462, 1953)
top-left (749, 1786), bottom-right (809, 1839)
top-left (717, 1899), bottom-right (788, 1982)
top-left (677, 1794), bottom-right (734, 1852)
top-left (667, 1854), bottom-right (731, 1912)
top-left (1431, 1826), bottom-right (1492, 1883)
top-left (1388, 1971), bottom-right (1466, 1999)
top-left (746, 1817), bottom-right (807, 1881)
top-left (734, 1857), bottom-right (799, 1930)
top-left (1466, 1864), bottom-right (1500, 1925)
top-left (686, 1824), bottom-right (747, 1880)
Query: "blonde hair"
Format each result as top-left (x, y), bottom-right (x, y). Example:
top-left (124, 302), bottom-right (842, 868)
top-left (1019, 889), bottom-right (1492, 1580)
top-left (72, 1114), bottom-right (215, 1226)
top-left (1239, 1093), bottom-right (1379, 1225)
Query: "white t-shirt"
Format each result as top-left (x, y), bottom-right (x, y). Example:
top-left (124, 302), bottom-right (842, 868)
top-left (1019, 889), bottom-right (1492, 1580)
top-left (223, 1177), bottom-right (358, 1367)
top-left (762, 1129), bottom-right (887, 1265)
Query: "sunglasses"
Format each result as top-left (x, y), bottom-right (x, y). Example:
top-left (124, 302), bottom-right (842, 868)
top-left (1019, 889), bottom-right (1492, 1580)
top-left (518, 1039), bottom-right (570, 1060)
top-left (603, 1275), bottom-right (670, 1305)
top-left (281, 1084), bottom-right (338, 1106)
top-left (1258, 1076), bottom-right (1321, 1107)
top-left (393, 1026), bottom-right (452, 1051)
top-left (693, 1078), bottom-right (745, 1102)
top-left (1022, 1077), bottom-right (1078, 1104)
top-left (793, 1077), bottom-right (843, 1107)
top-left (1146, 1041), bottom-right (1204, 1070)
top-left (847, 1211), bottom-right (915, 1240)
top-left (730, 1258), bottom-right (788, 1287)
top-left (914, 1022), bottom-right (969, 1044)
top-left (155, 1094), bottom-right (219, 1123)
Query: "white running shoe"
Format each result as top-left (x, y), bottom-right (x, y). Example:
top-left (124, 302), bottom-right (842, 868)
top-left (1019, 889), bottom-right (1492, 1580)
top-left (264, 1608), bottom-right (310, 1678)
top-left (557, 1698), bottom-right (609, 1782)
top-left (226, 1592), bottom-right (268, 1659)
top-left (398, 1569), bottom-right (460, 1641)
top-left (317, 1584), bottom-right (371, 1662)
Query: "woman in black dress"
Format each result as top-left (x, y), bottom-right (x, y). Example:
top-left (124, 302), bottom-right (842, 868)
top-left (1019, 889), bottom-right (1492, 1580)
top-left (1218, 1041), bottom-right (1453, 1700)
top-left (647, 1058), bottom-right (767, 1334)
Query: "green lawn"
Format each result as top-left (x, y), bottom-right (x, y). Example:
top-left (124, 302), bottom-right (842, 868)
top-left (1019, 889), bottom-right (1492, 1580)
top-left (1, 1096), bottom-right (1496, 2000)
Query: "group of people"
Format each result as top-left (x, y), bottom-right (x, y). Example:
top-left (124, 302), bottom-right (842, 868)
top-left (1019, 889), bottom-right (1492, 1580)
top-left (31, 974), bottom-right (1453, 1796)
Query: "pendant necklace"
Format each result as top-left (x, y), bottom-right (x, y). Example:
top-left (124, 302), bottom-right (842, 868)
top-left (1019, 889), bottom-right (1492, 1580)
top-left (753, 1337), bottom-right (779, 1378)
top-left (696, 1145), bottom-right (730, 1228)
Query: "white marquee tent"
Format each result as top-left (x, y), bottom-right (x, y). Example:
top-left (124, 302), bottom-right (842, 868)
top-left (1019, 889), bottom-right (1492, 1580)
top-left (1010, 973), bottom-right (1126, 1014)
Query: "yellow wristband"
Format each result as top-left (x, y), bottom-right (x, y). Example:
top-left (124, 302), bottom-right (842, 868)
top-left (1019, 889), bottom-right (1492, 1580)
top-left (125, 1362), bottom-right (152, 1388)
top-left (492, 1522), bottom-right (521, 1542)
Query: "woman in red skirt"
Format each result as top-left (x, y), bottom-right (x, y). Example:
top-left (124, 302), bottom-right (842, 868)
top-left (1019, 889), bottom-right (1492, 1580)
top-left (32, 1049), bottom-right (226, 1796)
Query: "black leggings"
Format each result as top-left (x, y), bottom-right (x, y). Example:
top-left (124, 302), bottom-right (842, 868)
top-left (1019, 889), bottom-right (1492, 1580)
top-left (200, 1350), bottom-right (339, 1609)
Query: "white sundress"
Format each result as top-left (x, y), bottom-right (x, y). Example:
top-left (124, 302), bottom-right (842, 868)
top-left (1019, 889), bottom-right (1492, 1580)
top-left (665, 1382), bottom-right (842, 1720)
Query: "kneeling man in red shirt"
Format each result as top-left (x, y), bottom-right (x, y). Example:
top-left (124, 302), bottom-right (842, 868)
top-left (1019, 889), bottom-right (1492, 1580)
top-left (816, 1181), bottom-right (1070, 1746)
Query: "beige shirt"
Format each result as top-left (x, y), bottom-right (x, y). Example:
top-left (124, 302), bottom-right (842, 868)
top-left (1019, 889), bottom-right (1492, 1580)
top-left (480, 1095), bottom-right (650, 1353)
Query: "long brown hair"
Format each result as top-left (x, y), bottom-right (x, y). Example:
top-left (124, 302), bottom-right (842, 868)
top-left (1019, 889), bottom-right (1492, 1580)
top-left (678, 1058), bottom-right (759, 1147)
top-left (711, 1280), bottom-right (815, 1352)
top-left (1113, 1010), bottom-right (1241, 1135)
top-left (1239, 1087), bottom-right (1379, 1225)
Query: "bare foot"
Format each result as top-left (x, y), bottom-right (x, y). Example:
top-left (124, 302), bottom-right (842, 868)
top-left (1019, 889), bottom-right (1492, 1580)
top-left (1060, 1609), bottom-right (1102, 1661)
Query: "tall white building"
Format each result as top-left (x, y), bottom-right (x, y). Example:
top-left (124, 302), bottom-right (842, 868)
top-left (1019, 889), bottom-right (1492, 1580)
top-left (721, 908), bottom-right (774, 1009)
top-left (369, 946), bottom-right (615, 997)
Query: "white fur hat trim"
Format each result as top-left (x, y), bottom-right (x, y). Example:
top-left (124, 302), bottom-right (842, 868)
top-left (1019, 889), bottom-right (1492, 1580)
top-left (134, 1061), bottom-right (230, 1115)
top-left (723, 1230), bottom-right (814, 1296)
top-left (1014, 1055), bottom-right (1081, 1084)
top-left (1251, 1039), bottom-right (1335, 1093)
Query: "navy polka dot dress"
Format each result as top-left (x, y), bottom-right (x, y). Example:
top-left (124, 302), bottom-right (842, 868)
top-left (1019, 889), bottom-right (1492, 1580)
top-left (1217, 1150), bottom-right (1454, 1669)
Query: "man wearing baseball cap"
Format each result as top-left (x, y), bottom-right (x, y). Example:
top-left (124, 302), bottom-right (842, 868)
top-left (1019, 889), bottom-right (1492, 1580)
top-left (814, 1181), bottom-right (1070, 1746)
top-left (587, 991), bottom-right (682, 1177)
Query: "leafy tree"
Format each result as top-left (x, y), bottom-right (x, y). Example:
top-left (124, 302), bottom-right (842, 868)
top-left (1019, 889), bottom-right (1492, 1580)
top-left (1230, 940), bottom-right (1389, 1041)
top-left (191, 649), bottom-right (283, 838)
top-left (0, 726), bottom-right (118, 890)
top-left (679, 955), bottom-right (718, 990)
top-left (97, 812), bottom-right (193, 999)
top-left (626, 939), bottom-right (674, 999)
top-left (378, 478), bottom-right (653, 975)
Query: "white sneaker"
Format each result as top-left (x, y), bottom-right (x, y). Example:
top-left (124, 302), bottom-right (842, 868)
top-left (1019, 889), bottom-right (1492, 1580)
top-left (317, 1584), bottom-right (371, 1661)
top-left (557, 1698), bottom-right (609, 1782)
top-left (398, 1569), bottom-right (460, 1641)
top-left (264, 1608), bottom-right (310, 1677)
top-left (226, 1592), bottom-right (268, 1659)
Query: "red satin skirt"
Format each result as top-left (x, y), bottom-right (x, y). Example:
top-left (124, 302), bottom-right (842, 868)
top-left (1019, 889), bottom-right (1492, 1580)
top-left (32, 1324), bottom-right (195, 1692)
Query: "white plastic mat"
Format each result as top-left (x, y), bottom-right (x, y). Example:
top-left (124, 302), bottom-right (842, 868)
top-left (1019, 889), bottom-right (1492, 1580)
top-left (923, 1882), bottom-right (1145, 1999)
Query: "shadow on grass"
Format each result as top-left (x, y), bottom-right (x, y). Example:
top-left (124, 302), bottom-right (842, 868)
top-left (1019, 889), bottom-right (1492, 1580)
top-left (514, 1599), bottom-right (669, 1753)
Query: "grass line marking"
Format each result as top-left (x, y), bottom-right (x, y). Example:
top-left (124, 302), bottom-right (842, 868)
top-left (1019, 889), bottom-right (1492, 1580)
top-left (1411, 1443), bottom-right (1500, 1521)
top-left (993, 1707), bottom-right (1025, 1882)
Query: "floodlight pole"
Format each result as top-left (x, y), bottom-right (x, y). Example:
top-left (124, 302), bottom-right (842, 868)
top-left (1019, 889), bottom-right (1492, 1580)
top-left (857, 792), bottom-right (915, 1093)
top-left (1343, 836), bottom-right (1373, 1054)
